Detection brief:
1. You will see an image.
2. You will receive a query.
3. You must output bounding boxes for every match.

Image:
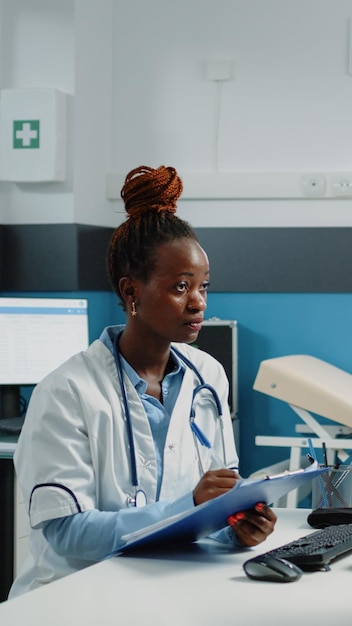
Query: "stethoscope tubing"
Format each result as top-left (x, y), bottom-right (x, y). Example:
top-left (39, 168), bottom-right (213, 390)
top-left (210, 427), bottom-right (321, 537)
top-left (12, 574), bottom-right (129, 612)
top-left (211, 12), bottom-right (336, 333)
top-left (113, 333), bottom-right (225, 506)
top-left (114, 337), bottom-right (139, 488)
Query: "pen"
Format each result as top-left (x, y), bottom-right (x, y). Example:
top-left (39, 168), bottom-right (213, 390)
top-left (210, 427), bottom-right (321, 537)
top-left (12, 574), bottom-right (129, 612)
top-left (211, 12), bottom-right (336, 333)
top-left (307, 437), bottom-right (329, 507)
top-left (307, 437), bottom-right (317, 462)
top-left (210, 449), bottom-right (239, 472)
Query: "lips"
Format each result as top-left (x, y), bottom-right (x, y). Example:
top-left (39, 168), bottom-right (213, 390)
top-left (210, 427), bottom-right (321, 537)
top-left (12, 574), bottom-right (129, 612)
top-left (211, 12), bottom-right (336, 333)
top-left (186, 318), bottom-right (203, 331)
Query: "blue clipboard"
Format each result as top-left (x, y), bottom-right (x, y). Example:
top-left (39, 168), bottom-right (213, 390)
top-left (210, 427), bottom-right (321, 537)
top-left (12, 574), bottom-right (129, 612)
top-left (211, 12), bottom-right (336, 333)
top-left (118, 463), bottom-right (328, 553)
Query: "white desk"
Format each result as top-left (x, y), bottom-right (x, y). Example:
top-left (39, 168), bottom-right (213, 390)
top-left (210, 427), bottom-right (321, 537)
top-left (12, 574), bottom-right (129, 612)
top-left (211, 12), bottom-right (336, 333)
top-left (1, 508), bottom-right (351, 625)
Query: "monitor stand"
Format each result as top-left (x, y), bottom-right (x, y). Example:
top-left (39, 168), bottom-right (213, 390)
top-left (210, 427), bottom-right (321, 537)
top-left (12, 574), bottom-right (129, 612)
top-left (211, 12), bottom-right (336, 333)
top-left (0, 386), bottom-right (24, 434)
top-left (0, 386), bottom-right (18, 600)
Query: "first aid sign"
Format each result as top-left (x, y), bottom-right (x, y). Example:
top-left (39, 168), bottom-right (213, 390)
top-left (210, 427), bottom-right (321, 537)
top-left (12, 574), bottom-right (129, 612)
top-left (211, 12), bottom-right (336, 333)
top-left (13, 120), bottom-right (40, 149)
top-left (0, 89), bottom-right (67, 182)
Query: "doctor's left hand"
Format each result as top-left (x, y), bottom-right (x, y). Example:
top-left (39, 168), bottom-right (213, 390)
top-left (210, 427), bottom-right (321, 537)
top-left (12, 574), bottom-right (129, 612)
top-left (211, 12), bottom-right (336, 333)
top-left (227, 502), bottom-right (277, 547)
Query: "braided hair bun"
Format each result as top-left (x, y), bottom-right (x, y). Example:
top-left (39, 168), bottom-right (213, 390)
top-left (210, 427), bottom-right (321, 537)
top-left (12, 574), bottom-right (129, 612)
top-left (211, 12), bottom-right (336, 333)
top-left (107, 164), bottom-right (197, 304)
top-left (121, 165), bottom-right (183, 217)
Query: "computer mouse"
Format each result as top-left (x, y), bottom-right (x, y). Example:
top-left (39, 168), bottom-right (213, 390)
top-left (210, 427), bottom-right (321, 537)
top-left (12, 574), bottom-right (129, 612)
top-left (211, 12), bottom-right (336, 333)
top-left (243, 555), bottom-right (303, 582)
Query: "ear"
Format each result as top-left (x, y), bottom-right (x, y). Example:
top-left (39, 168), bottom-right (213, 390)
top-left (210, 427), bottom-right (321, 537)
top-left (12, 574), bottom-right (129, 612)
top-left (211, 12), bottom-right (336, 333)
top-left (119, 277), bottom-right (136, 306)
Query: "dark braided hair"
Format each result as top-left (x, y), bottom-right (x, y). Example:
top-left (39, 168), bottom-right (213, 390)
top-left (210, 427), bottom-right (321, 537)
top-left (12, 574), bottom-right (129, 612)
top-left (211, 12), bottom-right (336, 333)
top-left (107, 165), bottom-right (199, 307)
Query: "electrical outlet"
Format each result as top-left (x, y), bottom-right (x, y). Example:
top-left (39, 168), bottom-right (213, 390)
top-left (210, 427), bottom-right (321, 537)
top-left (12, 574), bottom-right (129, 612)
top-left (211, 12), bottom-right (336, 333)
top-left (301, 175), bottom-right (326, 197)
top-left (331, 176), bottom-right (352, 197)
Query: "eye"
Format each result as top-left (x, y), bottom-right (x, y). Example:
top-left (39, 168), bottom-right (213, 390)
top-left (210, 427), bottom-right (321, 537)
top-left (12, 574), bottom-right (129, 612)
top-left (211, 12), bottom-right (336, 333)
top-left (200, 281), bottom-right (210, 293)
top-left (175, 281), bottom-right (188, 293)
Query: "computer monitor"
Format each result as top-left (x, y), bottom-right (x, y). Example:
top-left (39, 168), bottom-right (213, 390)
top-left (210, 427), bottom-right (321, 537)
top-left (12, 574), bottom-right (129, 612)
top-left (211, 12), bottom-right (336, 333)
top-left (0, 296), bottom-right (89, 419)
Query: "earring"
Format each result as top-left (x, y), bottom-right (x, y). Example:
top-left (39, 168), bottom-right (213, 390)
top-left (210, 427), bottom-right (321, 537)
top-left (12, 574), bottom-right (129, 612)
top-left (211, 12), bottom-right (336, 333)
top-left (131, 300), bottom-right (137, 317)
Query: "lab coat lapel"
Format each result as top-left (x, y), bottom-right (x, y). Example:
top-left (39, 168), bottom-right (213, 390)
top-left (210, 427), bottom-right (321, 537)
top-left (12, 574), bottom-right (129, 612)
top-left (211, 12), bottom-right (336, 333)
top-left (159, 367), bottom-right (200, 500)
top-left (122, 375), bottom-right (158, 503)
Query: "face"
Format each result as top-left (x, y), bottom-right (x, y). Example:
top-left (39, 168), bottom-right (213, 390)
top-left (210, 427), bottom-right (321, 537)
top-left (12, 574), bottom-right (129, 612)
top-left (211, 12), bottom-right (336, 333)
top-left (131, 238), bottom-right (210, 344)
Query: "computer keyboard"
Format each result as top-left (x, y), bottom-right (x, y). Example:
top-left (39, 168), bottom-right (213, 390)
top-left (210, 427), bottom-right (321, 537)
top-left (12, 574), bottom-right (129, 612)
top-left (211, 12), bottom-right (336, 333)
top-left (259, 523), bottom-right (352, 570)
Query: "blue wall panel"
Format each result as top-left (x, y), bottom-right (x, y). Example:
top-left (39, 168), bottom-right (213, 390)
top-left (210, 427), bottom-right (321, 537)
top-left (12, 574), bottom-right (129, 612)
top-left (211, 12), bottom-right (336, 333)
top-left (205, 293), bottom-right (352, 477)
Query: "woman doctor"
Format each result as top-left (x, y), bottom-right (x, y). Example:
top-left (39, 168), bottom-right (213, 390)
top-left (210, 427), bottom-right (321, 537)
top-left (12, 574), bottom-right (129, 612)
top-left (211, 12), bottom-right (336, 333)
top-left (9, 165), bottom-right (276, 597)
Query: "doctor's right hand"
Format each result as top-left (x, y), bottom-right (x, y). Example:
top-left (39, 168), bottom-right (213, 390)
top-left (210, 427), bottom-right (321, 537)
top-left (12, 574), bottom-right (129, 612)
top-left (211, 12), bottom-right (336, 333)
top-left (193, 468), bottom-right (240, 506)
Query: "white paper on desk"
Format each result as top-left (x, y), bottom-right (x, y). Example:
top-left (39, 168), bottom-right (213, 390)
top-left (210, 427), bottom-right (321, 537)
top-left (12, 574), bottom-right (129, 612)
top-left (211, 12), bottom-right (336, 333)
top-left (118, 463), bottom-right (327, 553)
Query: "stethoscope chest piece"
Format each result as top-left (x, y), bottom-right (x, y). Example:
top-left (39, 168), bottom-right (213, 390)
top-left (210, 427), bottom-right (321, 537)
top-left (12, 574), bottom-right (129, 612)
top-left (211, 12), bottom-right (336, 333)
top-left (127, 489), bottom-right (147, 508)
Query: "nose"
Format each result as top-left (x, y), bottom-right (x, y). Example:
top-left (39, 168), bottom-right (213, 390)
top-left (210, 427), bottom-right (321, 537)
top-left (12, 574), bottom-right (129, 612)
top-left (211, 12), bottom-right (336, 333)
top-left (187, 289), bottom-right (207, 311)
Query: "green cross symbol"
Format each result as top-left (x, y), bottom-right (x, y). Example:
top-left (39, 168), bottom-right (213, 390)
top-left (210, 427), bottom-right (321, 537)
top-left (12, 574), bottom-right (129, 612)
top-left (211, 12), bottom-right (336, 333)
top-left (13, 120), bottom-right (40, 149)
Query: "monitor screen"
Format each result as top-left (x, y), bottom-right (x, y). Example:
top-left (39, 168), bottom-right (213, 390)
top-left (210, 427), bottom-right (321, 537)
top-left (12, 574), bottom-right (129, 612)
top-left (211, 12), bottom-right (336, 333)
top-left (0, 296), bottom-right (89, 386)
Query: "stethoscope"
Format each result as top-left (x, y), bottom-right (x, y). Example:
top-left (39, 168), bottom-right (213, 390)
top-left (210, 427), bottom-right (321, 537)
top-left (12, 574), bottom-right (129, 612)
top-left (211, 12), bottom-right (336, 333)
top-left (113, 333), bottom-right (226, 507)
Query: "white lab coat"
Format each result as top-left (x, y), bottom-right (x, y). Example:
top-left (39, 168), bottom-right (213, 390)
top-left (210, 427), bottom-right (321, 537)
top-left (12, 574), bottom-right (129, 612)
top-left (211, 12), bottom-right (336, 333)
top-left (10, 329), bottom-right (238, 596)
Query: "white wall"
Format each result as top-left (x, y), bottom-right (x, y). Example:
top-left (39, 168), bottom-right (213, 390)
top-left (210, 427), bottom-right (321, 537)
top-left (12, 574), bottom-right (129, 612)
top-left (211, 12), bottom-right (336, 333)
top-left (0, 0), bottom-right (75, 223)
top-left (0, 0), bottom-right (114, 226)
top-left (1, 0), bottom-right (352, 227)
top-left (72, 0), bottom-right (114, 226)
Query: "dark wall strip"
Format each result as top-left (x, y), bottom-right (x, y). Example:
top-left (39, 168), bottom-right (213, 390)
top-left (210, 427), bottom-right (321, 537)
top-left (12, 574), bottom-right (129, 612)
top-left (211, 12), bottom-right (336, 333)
top-left (1, 225), bottom-right (351, 292)
top-left (0, 224), bottom-right (114, 291)
top-left (195, 227), bottom-right (352, 292)
top-left (0, 227), bottom-right (3, 289)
